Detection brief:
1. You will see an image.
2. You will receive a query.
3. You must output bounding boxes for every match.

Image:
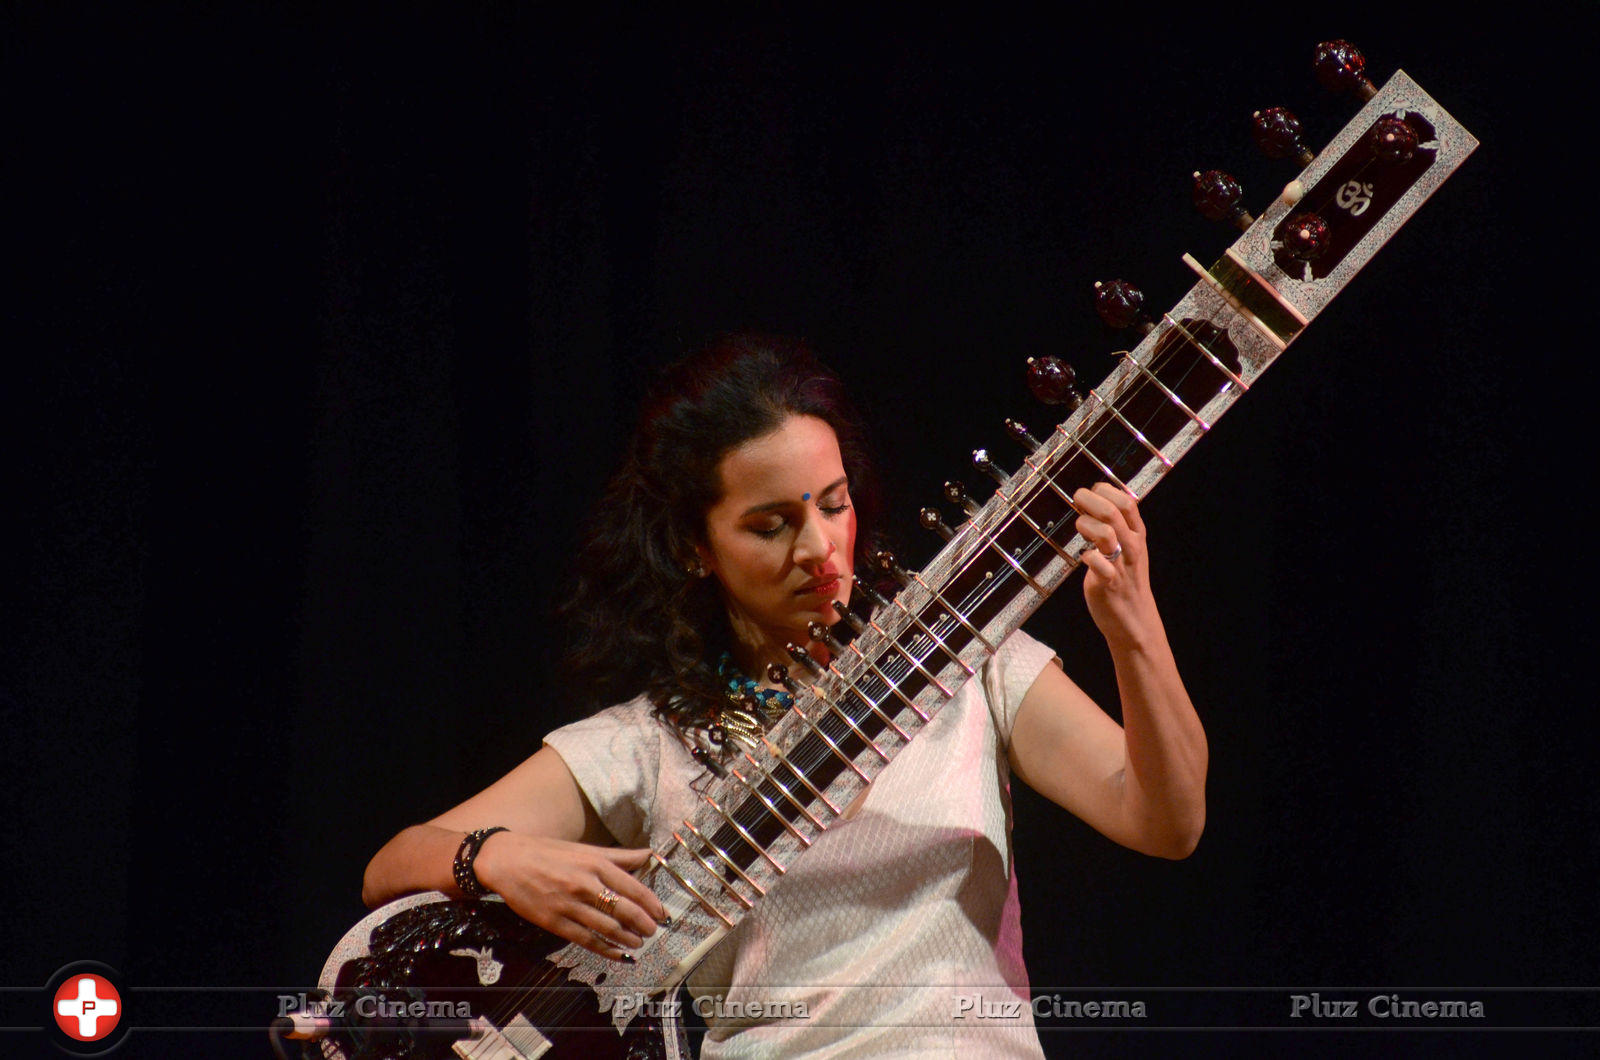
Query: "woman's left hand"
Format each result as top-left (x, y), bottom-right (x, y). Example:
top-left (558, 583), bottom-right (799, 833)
top-left (1010, 481), bottom-right (1207, 859)
top-left (1073, 483), bottom-right (1166, 653)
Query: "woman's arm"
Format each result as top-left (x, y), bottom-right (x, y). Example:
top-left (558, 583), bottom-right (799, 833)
top-left (362, 745), bottom-right (668, 960)
top-left (1007, 484), bottom-right (1208, 859)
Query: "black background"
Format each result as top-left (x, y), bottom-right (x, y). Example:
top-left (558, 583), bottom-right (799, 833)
top-left (5, 4), bottom-right (1594, 1056)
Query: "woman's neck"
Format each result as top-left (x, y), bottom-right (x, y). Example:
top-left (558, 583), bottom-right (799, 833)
top-left (727, 619), bottom-right (831, 687)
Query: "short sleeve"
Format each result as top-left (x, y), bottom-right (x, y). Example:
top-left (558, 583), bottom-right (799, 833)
top-left (542, 698), bottom-right (662, 848)
top-left (982, 628), bottom-right (1059, 747)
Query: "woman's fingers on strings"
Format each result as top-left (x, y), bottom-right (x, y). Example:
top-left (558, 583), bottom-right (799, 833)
top-left (1077, 483), bottom-right (1140, 535)
top-left (567, 897), bottom-right (644, 951)
top-left (1079, 545), bottom-right (1117, 580)
top-left (595, 846), bottom-right (669, 925)
top-left (1074, 483), bottom-right (1145, 572)
top-left (1074, 512), bottom-right (1109, 544)
top-left (601, 846), bottom-right (654, 870)
top-left (1073, 513), bottom-right (1120, 561)
top-left (1091, 481), bottom-right (1145, 533)
top-left (596, 860), bottom-right (669, 934)
top-left (549, 912), bottom-right (633, 961)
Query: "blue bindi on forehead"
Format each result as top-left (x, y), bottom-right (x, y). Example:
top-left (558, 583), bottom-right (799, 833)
top-left (802, 492), bottom-right (811, 501)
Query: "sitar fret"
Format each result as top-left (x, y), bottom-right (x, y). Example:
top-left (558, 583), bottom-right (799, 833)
top-left (704, 578), bottom-right (1010, 877)
top-left (907, 567), bottom-right (996, 654)
top-left (1086, 388), bottom-right (1175, 470)
top-left (734, 754), bottom-right (822, 832)
top-left (1120, 348), bottom-right (1213, 432)
top-left (828, 664), bottom-right (912, 741)
top-left (845, 639), bottom-right (932, 724)
top-left (884, 594), bottom-right (976, 679)
top-left (702, 792), bottom-right (788, 873)
top-left (814, 685), bottom-right (899, 760)
top-left (706, 637), bottom-right (949, 867)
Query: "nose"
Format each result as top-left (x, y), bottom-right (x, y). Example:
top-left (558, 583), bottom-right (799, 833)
top-left (793, 509), bottom-right (836, 569)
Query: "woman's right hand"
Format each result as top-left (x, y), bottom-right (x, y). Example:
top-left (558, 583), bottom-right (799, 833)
top-left (472, 831), bottom-right (668, 961)
top-left (364, 747), bottom-right (669, 963)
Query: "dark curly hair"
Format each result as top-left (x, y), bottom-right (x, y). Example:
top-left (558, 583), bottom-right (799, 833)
top-left (562, 334), bottom-right (882, 735)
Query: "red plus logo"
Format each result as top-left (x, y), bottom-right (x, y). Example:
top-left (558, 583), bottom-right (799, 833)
top-left (53, 973), bottom-right (122, 1041)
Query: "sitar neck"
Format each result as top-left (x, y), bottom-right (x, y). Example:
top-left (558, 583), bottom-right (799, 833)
top-left (554, 61), bottom-right (1478, 1029)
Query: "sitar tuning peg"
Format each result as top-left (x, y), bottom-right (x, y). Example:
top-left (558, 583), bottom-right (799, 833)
top-left (1025, 356), bottom-right (1083, 408)
top-left (1003, 418), bottom-right (1042, 450)
top-left (1252, 107), bottom-right (1316, 167)
top-left (1368, 117), bottom-right (1419, 165)
top-left (919, 507), bottom-right (954, 541)
top-left (806, 620), bottom-right (846, 654)
top-left (1092, 281), bottom-right (1153, 335)
top-left (1313, 39), bottom-right (1377, 102)
top-left (1280, 212), bottom-right (1332, 262)
top-left (873, 550), bottom-right (911, 586)
top-left (784, 643), bottom-right (824, 676)
top-left (766, 662), bottom-right (798, 692)
top-left (971, 449), bottom-right (1010, 488)
top-left (852, 573), bottom-right (891, 610)
top-left (943, 479), bottom-right (980, 516)
top-left (1192, 170), bottom-right (1254, 231)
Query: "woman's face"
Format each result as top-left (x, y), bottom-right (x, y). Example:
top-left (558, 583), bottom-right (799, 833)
top-left (698, 414), bottom-right (856, 664)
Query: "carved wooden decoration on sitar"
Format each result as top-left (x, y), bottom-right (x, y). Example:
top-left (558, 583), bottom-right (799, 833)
top-left (292, 40), bottom-right (1478, 1060)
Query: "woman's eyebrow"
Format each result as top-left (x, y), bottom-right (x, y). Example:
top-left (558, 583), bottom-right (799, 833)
top-left (814, 476), bottom-right (850, 500)
top-left (738, 475), bottom-right (848, 518)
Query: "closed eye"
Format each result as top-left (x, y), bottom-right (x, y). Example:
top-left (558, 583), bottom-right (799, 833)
top-left (744, 489), bottom-right (851, 538)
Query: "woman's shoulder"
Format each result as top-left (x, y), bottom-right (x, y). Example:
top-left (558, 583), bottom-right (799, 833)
top-left (993, 627), bottom-right (1058, 677)
top-left (979, 627), bottom-right (1061, 741)
top-left (546, 692), bottom-right (662, 745)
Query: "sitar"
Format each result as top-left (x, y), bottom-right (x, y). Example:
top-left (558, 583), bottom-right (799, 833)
top-left (291, 40), bottom-right (1477, 1060)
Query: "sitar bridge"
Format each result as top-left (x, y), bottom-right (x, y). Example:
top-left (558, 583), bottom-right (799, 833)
top-left (1181, 249), bottom-right (1308, 350)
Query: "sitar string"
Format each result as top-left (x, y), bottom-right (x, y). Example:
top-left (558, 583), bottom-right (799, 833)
top-left (466, 306), bottom-right (1244, 1046)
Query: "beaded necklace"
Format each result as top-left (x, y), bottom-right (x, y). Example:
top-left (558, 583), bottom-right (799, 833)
top-left (698, 652), bottom-right (793, 753)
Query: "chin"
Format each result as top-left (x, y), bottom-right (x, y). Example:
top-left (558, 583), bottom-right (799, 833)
top-left (776, 606), bottom-right (831, 644)
top-left (809, 596), bottom-right (849, 629)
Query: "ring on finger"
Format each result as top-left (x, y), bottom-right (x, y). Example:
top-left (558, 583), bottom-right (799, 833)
top-left (1104, 544), bottom-right (1123, 562)
top-left (595, 886), bottom-right (619, 917)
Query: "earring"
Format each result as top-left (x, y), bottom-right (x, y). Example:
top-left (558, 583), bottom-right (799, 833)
top-left (686, 560), bottom-right (710, 578)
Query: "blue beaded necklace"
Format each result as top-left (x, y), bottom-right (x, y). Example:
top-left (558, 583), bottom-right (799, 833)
top-left (716, 652), bottom-right (793, 718)
top-left (693, 652), bottom-right (791, 754)
top-left (683, 655), bottom-right (796, 778)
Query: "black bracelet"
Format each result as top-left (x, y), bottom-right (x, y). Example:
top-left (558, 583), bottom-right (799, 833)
top-left (452, 826), bottom-right (507, 898)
